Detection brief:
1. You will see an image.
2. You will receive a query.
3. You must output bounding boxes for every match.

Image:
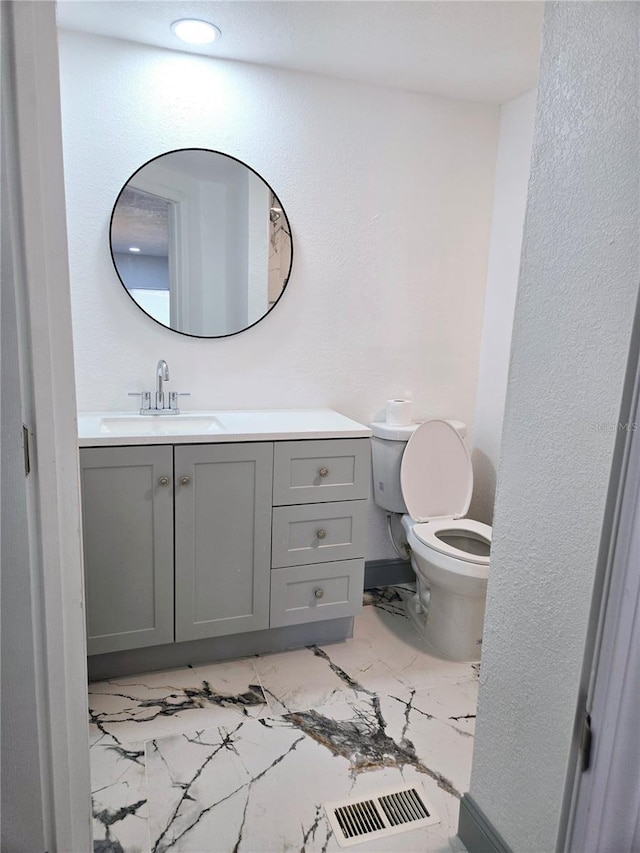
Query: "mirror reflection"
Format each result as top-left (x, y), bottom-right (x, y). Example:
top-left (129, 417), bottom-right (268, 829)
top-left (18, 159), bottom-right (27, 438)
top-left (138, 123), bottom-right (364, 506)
top-left (110, 149), bottom-right (292, 338)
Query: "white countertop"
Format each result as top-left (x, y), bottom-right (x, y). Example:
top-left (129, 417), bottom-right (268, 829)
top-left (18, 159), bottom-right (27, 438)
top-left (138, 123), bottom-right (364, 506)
top-left (77, 408), bottom-right (371, 447)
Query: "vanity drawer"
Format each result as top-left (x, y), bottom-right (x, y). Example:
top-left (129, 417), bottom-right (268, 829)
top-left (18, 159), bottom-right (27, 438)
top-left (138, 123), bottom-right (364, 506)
top-left (270, 559), bottom-right (364, 627)
top-left (272, 500), bottom-right (367, 568)
top-left (273, 438), bottom-right (370, 505)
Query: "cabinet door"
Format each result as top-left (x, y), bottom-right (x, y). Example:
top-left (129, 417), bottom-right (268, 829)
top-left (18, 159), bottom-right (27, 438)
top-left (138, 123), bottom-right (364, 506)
top-left (80, 445), bottom-right (174, 655)
top-left (174, 442), bottom-right (273, 642)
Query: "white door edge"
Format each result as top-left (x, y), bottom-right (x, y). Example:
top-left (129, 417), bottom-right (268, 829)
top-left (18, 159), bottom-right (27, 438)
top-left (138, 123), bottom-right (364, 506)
top-left (8, 3), bottom-right (92, 850)
top-left (561, 308), bottom-right (640, 852)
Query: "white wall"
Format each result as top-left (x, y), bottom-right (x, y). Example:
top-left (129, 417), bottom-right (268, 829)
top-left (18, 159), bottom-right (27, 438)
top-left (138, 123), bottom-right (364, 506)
top-left (469, 89), bottom-right (537, 525)
top-left (58, 31), bottom-right (499, 560)
top-left (467, 3), bottom-right (640, 850)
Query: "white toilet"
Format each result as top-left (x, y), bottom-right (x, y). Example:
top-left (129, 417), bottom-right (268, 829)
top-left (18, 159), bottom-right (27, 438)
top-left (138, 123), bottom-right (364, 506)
top-left (371, 418), bottom-right (491, 661)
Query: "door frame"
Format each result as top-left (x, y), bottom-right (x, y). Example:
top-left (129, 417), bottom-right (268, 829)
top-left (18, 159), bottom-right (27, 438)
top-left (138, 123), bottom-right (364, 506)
top-left (6, 3), bottom-right (92, 849)
top-left (560, 302), bottom-right (640, 851)
top-left (128, 175), bottom-right (190, 330)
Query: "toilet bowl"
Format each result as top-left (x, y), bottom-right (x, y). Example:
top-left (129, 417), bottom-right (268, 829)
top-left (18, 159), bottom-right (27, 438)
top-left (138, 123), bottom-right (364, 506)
top-left (371, 418), bottom-right (491, 661)
top-left (402, 514), bottom-right (490, 660)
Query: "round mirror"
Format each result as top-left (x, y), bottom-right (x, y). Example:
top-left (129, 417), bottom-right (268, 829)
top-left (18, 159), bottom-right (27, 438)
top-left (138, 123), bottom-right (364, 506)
top-left (109, 149), bottom-right (293, 338)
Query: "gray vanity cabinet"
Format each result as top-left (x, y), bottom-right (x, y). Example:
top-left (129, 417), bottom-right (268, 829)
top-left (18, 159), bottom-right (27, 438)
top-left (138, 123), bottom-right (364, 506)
top-left (80, 432), bottom-right (369, 671)
top-left (174, 442), bottom-right (274, 642)
top-left (80, 445), bottom-right (174, 655)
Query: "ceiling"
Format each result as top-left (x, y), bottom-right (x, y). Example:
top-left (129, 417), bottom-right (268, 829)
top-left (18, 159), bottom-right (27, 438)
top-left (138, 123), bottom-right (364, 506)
top-left (56, 1), bottom-right (543, 104)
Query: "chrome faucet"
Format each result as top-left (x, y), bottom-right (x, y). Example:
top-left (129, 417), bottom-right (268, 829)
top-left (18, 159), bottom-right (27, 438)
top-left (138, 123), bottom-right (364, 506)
top-left (156, 359), bottom-right (169, 410)
top-left (129, 359), bottom-right (190, 415)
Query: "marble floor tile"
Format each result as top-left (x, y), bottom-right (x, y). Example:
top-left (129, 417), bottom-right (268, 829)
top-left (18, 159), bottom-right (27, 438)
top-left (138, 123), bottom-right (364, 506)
top-left (89, 586), bottom-right (478, 852)
top-left (252, 643), bottom-right (375, 715)
top-left (362, 584), bottom-right (416, 615)
top-left (90, 732), bottom-right (149, 853)
top-left (409, 680), bottom-right (479, 739)
top-left (333, 602), bottom-right (478, 694)
top-left (146, 688), bottom-right (472, 852)
top-left (370, 688), bottom-right (476, 797)
top-left (253, 585), bottom-right (477, 716)
top-left (89, 658), bottom-right (269, 744)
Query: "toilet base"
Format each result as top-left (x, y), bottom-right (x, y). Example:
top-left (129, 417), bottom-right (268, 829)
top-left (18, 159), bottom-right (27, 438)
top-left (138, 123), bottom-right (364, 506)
top-left (405, 583), bottom-right (483, 662)
top-left (405, 591), bottom-right (431, 639)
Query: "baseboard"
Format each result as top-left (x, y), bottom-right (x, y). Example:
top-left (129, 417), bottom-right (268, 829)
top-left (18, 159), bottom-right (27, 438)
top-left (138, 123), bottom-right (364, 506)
top-left (458, 794), bottom-right (513, 853)
top-left (364, 557), bottom-right (413, 589)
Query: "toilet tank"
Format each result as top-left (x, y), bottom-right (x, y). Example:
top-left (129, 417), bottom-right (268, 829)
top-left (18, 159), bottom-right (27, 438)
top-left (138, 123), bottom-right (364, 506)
top-left (370, 419), bottom-right (467, 514)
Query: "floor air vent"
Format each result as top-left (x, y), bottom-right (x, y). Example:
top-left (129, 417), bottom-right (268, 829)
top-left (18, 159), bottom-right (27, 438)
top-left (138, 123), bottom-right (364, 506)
top-left (324, 784), bottom-right (440, 847)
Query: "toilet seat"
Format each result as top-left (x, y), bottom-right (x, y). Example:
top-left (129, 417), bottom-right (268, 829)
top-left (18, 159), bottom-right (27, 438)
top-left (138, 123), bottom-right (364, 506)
top-left (400, 419), bottom-right (491, 566)
top-left (412, 518), bottom-right (491, 565)
top-left (400, 420), bottom-right (472, 522)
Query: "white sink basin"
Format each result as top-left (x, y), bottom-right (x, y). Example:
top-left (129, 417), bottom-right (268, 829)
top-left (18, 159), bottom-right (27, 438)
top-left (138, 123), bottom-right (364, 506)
top-left (99, 414), bottom-right (225, 436)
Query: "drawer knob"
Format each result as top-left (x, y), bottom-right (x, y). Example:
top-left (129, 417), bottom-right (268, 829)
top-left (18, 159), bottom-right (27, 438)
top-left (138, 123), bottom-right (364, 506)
top-left (181, 476), bottom-right (191, 486)
top-left (158, 476), bottom-right (169, 486)
top-left (314, 587), bottom-right (324, 599)
top-left (318, 466), bottom-right (329, 478)
top-left (316, 529), bottom-right (327, 540)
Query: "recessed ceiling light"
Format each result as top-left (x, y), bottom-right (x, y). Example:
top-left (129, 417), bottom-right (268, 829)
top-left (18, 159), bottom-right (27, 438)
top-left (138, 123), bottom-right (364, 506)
top-left (170, 19), bottom-right (221, 45)
top-left (128, 247), bottom-right (141, 253)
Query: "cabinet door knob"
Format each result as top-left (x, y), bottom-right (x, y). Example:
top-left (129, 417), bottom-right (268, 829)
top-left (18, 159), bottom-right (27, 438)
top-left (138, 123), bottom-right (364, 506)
top-left (316, 528), bottom-right (327, 540)
top-left (314, 588), bottom-right (324, 599)
top-left (318, 466), bottom-right (329, 478)
top-left (181, 476), bottom-right (191, 486)
top-left (158, 476), bottom-right (169, 486)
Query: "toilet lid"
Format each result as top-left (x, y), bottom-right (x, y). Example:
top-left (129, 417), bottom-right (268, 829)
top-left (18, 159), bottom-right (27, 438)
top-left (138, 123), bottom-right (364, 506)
top-left (400, 419), bottom-right (473, 522)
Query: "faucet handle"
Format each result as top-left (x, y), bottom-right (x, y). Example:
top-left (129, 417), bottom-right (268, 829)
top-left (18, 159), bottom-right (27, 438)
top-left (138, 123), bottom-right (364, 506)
top-left (129, 391), bottom-right (151, 411)
top-left (169, 391), bottom-right (190, 413)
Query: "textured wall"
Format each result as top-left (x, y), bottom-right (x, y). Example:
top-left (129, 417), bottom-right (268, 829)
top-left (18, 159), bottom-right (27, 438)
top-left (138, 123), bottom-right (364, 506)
top-left (468, 3), bottom-right (640, 850)
top-left (58, 31), bottom-right (499, 559)
top-left (470, 89), bottom-right (537, 525)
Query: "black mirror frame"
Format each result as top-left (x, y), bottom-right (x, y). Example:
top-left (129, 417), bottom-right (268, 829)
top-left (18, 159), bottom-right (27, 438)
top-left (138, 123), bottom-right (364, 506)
top-left (109, 148), bottom-right (294, 339)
